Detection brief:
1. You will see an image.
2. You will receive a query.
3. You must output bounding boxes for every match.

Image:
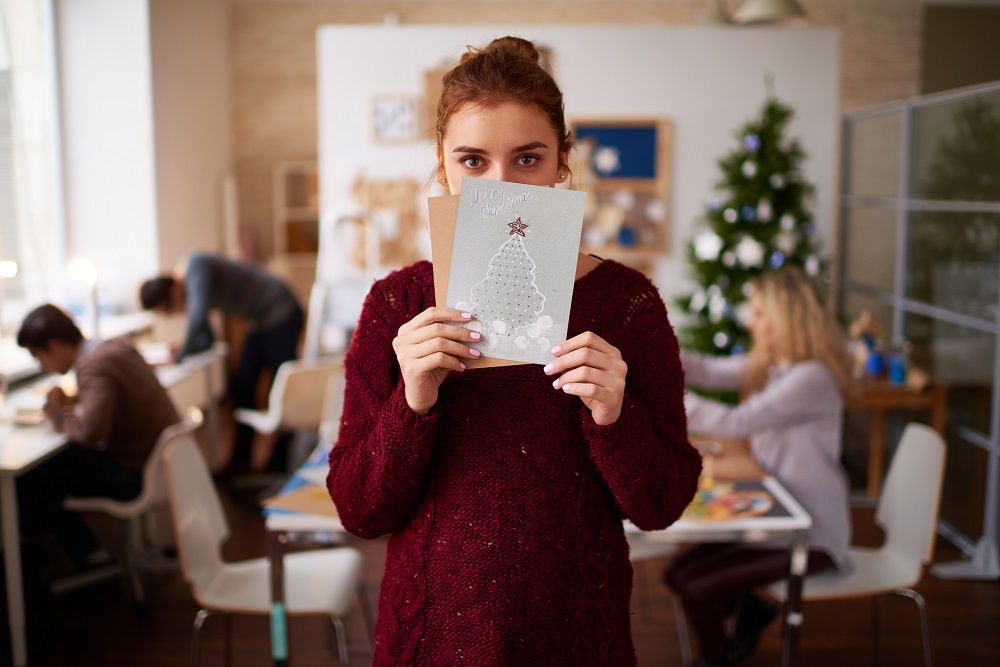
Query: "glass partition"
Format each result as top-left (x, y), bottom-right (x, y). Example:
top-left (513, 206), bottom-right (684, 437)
top-left (911, 90), bottom-right (1000, 202)
top-left (907, 211), bottom-right (999, 321)
top-left (844, 110), bottom-right (903, 198)
top-left (842, 207), bottom-right (898, 292)
top-left (839, 81), bottom-right (1000, 573)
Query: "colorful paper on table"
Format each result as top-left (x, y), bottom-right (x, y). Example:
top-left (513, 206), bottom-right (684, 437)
top-left (682, 479), bottom-right (790, 521)
top-left (262, 484), bottom-right (339, 519)
top-left (261, 440), bottom-right (336, 517)
top-left (430, 177), bottom-right (586, 366)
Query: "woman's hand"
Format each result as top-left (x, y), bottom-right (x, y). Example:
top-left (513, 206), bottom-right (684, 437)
top-left (392, 307), bottom-right (482, 415)
top-left (544, 332), bottom-right (627, 426)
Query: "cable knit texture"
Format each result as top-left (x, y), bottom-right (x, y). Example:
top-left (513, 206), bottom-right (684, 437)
top-left (328, 260), bottom-right (700, 666)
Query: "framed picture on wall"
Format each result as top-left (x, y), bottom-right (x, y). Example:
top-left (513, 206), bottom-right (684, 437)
top-left (371, 95), bottom-right (419, 143)
top-left (569, 118), bottom-right (672, 270)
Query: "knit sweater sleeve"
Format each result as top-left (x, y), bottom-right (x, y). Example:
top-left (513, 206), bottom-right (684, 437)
top-left (582, 273), bottom-right (701, 531)
top-left (326, 270), bottom-right (441, 539)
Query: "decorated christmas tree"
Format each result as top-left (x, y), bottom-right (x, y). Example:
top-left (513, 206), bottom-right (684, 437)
top-left (470, 219), bottom-right (547, 348)
top-left (677, 97), bottom-right (824, 356)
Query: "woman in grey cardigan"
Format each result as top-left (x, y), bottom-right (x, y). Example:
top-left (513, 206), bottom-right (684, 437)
top-left (664, 267), bottom-right (854, 667)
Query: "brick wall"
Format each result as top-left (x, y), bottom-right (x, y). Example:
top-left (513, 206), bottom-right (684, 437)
top-left (230, 0), bottom-right (923, 258)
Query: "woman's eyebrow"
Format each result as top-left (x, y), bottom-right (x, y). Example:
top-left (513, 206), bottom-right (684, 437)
top-left (450, 142), bottom-right (550, 154)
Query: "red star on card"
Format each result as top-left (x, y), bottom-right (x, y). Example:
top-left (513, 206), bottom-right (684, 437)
top-left (507, 217), bottom-right (528, 236)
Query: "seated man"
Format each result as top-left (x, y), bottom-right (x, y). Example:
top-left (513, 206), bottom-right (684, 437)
top-left (139, 253), bottom-right (303, 476)
top-left (15, 304), bottom-right (180, 572)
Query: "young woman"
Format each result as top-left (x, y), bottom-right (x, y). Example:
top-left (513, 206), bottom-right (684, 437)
top-left (327, 36), bottom-right (700, 666)
top-left (664, 267), bottom-right (854, 667)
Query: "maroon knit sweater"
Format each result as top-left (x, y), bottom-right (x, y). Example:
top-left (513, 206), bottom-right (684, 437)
top-left (328, 260), bottom-right (700, 667)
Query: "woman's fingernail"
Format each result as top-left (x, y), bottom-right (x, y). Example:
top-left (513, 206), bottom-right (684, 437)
top-left (551, 345), bottom-right (562, 355)
top-left (461, 312), bottom-right (472, 319)
top-left (552, 379), bottom-right (559, 389)
top-left (469, 331), bottom-right (482, 340)
top-left (543, 363), bottom-right (554, 374)
top-left (470, 348), bottom-right (481, 357)
top-left (460, 362), bottom-right (466, 370)
top-left (562, 383), bottom-right (571, 392)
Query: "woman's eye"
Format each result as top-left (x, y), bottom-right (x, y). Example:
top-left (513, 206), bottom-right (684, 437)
top-left (460, 156), bottom-right (482, 168)
top-left (517, 155), bottom-right (539, 166)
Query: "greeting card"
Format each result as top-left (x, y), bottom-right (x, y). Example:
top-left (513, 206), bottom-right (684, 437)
top-left (440, 177), bottom-right (586, 365)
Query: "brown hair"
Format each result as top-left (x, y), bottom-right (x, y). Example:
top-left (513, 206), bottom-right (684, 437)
top-left (743, 267), bottom-right (854, 399)
top-left (435, 36), bottom-right (574, 180)
top-left (16, 304), bottom-right (84, 350)
top-left (139, 276), bottom-right (176, 310)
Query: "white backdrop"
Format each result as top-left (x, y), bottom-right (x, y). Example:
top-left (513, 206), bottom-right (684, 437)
top-left (316, 24), bottom-right (839, 311)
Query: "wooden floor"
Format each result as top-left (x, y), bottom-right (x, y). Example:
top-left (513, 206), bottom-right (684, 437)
top-left (1, 481), bottom-right (998, 667)
top-left (2, 402), bottom-right (998, 667)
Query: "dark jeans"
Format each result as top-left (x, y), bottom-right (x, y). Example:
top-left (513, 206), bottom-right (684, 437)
top-left (229, 305), bottom-right (304, 468)
top-left (17, 445), bottom-right (142, 568)
top-left (663, 543), bottom-right (834, 661)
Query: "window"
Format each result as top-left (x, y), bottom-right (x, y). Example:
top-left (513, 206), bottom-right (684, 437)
top-left (0, 0), bottom-right (61, 330)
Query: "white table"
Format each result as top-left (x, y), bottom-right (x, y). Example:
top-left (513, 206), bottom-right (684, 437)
top-left (262, 471), bottom-right (812, 667)
top-left (0, 387), bottom-right (70, 667)
top-left (625, 476), bottom-right (813, 667)
top-left (0, 342), bottom-right (227, 667)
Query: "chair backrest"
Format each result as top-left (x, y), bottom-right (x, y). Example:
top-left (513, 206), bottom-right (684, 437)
top-left (135, 412), bottom-right (203, 511)
top-left (319, 366), bottom-right (346, 444)
top-left (274, 358), bottom-right (344, 431)
top-left (163, 435), bottom-right (230, 595)
top-left (877, 422), bottom-right (946, 572)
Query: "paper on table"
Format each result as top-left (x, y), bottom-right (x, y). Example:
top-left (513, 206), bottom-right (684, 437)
top-left (263, 484), bottom-right (340, 519)
top-left (138, 341), bottom-right (172, 366)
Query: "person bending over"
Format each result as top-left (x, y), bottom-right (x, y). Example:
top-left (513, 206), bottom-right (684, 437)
top-left (140, 253), bottom-right (303, 475)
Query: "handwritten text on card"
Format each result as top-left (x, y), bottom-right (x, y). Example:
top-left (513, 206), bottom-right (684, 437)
top-left (469, 186), bottom-right (535, 220)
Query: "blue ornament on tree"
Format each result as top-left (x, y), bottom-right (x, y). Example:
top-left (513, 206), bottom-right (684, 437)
top-left (769, 251), bottom-right (786, 269)
top-left (743, 134), bottom-right (761, 152)
top-left (741, 205), bottom-right (756, 221)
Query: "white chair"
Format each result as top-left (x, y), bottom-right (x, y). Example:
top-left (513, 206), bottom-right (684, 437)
top-left (767, 422), bottom-right (946, 667)
top-left (233, 357), bottom-right (345, 471)
top-left (162, 433), bottom-right (364, 667)
top-left (58, 411), bottom-right (204, 603)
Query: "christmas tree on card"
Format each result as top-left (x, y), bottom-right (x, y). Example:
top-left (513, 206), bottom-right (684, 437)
top-left (445, 177), bottom-right (585, 365)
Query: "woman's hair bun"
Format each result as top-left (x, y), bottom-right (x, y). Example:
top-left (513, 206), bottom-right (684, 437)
top-left (461, 35), bottom-right (540, 65)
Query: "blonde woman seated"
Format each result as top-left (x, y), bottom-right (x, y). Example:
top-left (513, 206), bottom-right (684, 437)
top-left (664, 267), bottom-right (854, 667)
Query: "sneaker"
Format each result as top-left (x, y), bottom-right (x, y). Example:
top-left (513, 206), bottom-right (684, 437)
top-left (730, 592), bottom-right (779, 663)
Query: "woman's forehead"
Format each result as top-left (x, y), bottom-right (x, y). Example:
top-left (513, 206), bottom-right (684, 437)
top-left (443, 102), bottom-right (556, 147)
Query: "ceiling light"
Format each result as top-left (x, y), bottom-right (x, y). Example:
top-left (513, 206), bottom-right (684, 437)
top-left (733, 0), bottom-right (807, 25)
